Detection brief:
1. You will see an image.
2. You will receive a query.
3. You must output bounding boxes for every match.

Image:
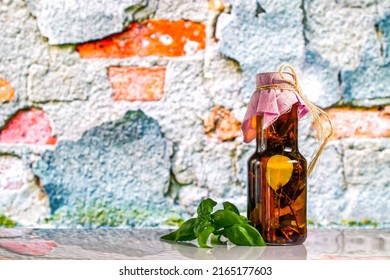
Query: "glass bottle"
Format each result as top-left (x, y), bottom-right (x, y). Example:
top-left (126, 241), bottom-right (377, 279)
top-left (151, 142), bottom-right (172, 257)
top-left (247, 103), bottom-right (307, 245)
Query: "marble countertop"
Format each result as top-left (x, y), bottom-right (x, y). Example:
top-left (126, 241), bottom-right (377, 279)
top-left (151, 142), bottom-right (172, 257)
top-left (0, 228), bottom-right (389, 260)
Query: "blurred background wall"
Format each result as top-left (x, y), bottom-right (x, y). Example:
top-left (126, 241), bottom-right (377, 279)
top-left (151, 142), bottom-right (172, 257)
top-left (0, 0), bottom-right (389, 228)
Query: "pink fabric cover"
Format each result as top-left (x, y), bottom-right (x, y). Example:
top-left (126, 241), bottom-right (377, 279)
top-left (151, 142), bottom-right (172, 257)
top-left (241, 72), bottom-right (310, 143)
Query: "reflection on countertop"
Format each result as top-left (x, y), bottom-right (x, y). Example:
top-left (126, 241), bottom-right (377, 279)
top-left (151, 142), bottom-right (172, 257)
top-left (166, 241), bottom-right (307, 260)
top-left (0, 228), bottom-right (389, 260)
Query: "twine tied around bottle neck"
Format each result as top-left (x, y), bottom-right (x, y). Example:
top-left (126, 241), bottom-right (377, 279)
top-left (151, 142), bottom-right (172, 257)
top-left (256, 64), bottom-right (334, 176)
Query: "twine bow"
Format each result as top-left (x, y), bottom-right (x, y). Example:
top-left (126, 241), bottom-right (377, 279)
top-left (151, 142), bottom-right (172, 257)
top-left (256, 64), bottom-right (334, 176)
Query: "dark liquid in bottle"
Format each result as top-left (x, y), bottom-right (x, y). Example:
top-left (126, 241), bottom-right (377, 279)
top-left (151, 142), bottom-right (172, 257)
top-left (247, 104), bottom-right (307, 245)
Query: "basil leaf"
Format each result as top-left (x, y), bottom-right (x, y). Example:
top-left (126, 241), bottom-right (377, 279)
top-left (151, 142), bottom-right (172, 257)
top-left (194, 218), bottom-right (211, 237)
top-left (210, 234), bottom-right (226, 245)
top-left (197, 198), bottom-right (217, 217)
top-left (161, 218), bottom-right (197, 241)
top-left (212, 209), bottom-right (247, 230)
top-left (223, 224), bottom-right (266, 246)
top-left (197, 225), bottom-right (215, 248)
top-left (223, 201), bottom-right (240, 215)
top-left (160, 199), bottom-right (267, 248)
top-left (213, 228), bottom-right (224, 236)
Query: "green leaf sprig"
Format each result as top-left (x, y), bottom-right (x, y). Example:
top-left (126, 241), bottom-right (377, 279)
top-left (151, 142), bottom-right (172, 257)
top-left (161, 198), bottom-right (266, 248)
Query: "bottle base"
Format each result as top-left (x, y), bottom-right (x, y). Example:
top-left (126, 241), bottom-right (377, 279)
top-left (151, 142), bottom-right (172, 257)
top-left (265, 241), bottom-right (305, 246)
top-left (264, 235), bottom-right (307, 246)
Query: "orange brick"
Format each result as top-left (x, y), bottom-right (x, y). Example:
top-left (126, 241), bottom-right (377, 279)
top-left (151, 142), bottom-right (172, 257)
top-left (0, 109), bottom-right (57, 145)
top-left (108, 66), bottom-right (165, 101)
top-left (208, 0), bottom-right (225, 11)
top-left (0, 78), bottom-right (15, 102)
top-left (326, 106), bottom-right (390, 139)
top-left (77, 19), bottom-right (206, 58)
top-left (204, 106), bottom-right (241, 141)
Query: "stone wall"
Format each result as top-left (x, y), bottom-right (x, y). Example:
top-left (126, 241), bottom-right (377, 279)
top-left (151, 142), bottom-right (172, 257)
top-left (0, 0), bottom-right (389, 228)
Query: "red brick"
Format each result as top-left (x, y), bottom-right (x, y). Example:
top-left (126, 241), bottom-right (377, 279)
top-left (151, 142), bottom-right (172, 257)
top-left (0, 109), bottom-right (57, 145)
top-left (0, 78), bottom-right (15, 102)
top-left (0, 241), bottom-right (57, 256)
top-left (204, 106), bottom-right (241, 141)
top-left (326, 106), bottom-right (390, 139)
top-left (108, 66), bottom-right (165, 101)
top-left (77, 19), bottom-right (206, 58)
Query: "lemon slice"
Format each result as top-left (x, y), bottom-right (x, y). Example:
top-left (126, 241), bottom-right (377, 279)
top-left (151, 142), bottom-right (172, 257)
top-left (266, 155), bottom-right (293, 191)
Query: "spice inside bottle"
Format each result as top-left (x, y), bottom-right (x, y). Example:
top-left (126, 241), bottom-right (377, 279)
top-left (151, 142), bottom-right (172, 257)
top-left (247, 103), bottom-right (307, 245)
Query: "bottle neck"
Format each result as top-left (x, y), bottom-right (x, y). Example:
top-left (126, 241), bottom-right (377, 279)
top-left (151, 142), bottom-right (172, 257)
top-left (256, 103), bottom-right (299, 153)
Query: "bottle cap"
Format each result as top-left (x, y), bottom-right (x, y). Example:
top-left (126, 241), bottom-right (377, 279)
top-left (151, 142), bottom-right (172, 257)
top-left (241, 71), bottom-right (309, 144)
